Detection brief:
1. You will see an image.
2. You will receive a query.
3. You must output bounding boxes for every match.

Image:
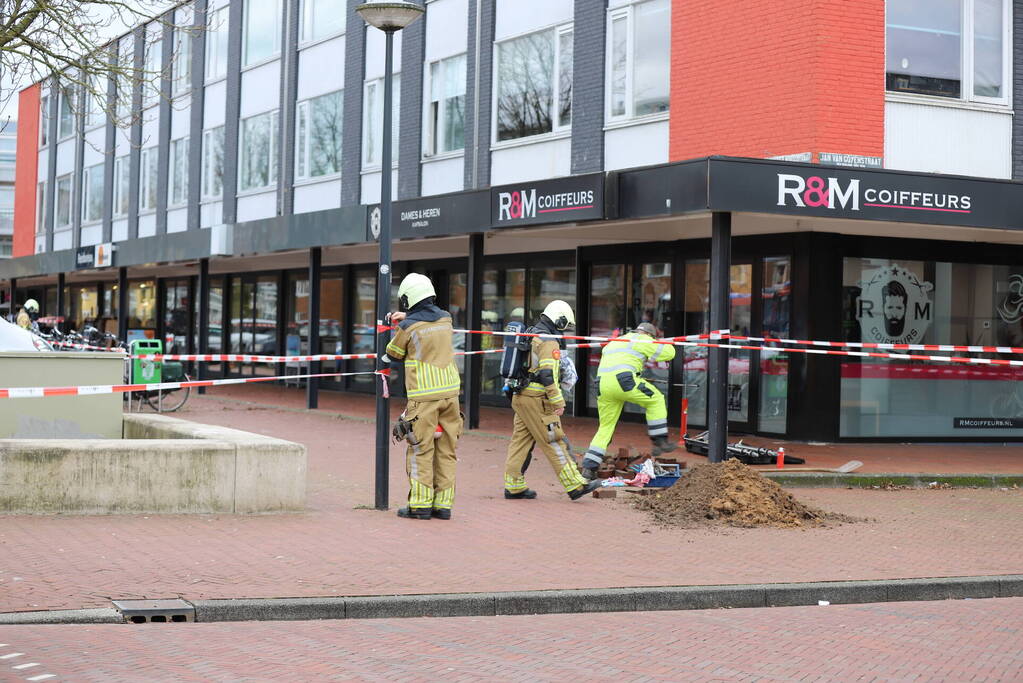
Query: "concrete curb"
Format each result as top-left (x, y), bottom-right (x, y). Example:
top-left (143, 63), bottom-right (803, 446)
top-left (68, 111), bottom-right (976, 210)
top-left (2, 575), bottom-right (1021, 625)
top-left (762, 472), bottom-right (1023, 488)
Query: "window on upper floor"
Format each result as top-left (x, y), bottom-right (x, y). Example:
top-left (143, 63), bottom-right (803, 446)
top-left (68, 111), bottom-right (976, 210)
top-left (36, 181), bottom-right (47, 234)
top-left (117, 40), bottom-right (134, 122)
top-left (203, 126), bottom-right (225, 198)
top-left (296, 90), bottom-right (342, 180)
top-left (84, 73), bottom-right (106, 129)
top-left (57, 83), bottom-right (75, 139)
top-left (143, 33), bottom-right (163, 108)
top-left (206, 6), bottom-right (230, 80)
top-left (140, 147), bottom-right (158, 211)
top-left (425, 54), bottom-right (466, 157)
top-left (55, 174), bottom-right (73, 228)
top-left (244, 0), bottom-right (282, 67)
top-left (886, 0), bottom-right (1010, 104)
top-left (169, 136), bottom-right (190, 205)
top-left (301, 0), bottom-right (344, 43)
top-left (239, 110), bottom-right (279, 190)
top-left (39, 93), bottom-right (50, 146)
top-left (363, 74), bottom-right (400, 168)
top-left (173, 23), bottom-right (193, 94)
top-left (495, 24), bottom-right (573, 143)
top-left (608, 0), bottom-right (670, 121)
top-left (82, 163), bottom-right (104, 224)
top-left (113, 155), bottom-right (129, 216)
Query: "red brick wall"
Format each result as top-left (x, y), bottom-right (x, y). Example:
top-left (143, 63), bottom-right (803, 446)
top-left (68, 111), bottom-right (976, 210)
top-left (669, 0), bottom-right (885, 162)
top-left (13, 84), bottom-right (40, 258)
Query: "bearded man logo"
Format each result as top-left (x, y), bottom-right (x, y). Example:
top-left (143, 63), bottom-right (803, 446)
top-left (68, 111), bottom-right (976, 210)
top-left (881, 280), bottom-right (908, 338)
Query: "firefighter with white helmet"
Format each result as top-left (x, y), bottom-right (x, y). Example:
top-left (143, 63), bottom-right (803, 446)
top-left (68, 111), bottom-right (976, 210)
top-left (580, 321), bottom-right (677, 480)
top-left (503, 300), bottom-right (601, 501)
top-left (383, 272), bottom-right (463, 520)
top-left (17, 299), bottom-right (39, 331)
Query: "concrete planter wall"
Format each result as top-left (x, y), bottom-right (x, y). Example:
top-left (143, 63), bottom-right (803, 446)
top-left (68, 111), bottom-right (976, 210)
top-left (0, 414), bottom-right (306, 514)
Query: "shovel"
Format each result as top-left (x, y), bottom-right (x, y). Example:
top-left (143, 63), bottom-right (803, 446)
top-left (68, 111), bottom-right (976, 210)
top-left (774, 460), bottom-right (863, 473)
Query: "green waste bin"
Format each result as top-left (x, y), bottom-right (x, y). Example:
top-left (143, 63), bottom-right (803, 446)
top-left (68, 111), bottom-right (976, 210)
top-left (130, 339), bottom-right (163, 385)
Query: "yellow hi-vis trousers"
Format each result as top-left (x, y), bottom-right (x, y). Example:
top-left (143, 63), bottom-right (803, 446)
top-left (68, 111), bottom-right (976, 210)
top-left (403, 397), bottom-right (463, 511)
top-left (504, 393), bottom-right (588, 495)
top-left (581, 371), bottom-right (668, 471)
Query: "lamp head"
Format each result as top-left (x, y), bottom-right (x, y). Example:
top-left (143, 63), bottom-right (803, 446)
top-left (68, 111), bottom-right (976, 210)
top-left (356, 1), bottom-right (424, 31)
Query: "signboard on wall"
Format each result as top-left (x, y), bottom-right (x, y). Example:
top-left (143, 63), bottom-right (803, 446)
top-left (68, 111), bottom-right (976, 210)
top-left (490, 173), bottom-right (605, 227)
top-left (367, 191), bottom-right (490, 241)
top-left (75, 243), bottom-right (115, 270)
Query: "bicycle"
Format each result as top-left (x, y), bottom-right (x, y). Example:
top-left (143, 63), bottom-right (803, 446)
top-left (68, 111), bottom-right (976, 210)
top-left (106, 332), bottom-right (192, 413)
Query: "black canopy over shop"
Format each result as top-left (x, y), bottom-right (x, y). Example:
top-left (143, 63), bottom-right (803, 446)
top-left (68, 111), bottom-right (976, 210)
top-left (6, 157), bottom-right (1023, 447)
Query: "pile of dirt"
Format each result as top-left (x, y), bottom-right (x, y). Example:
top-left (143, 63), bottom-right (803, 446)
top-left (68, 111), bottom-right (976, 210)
top-left (634, 458), bottom-right (851, 528)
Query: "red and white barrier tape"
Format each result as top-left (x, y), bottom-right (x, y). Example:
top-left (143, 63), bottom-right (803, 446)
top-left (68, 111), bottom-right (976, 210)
top-left (726, 333), bottom-right (1023, 356)
top-left (0, 371), bottom-right (379, 399)
top-left (453, 328), bottom-right (720, 346)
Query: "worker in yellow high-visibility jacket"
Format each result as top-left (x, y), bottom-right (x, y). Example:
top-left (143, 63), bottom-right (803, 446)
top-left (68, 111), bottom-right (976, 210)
top-left (579, 322), bottom-right (677, 480)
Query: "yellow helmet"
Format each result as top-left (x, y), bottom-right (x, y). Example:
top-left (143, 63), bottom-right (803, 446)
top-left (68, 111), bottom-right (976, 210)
top-left (542, 299), bottom-right (575, 331)
top-left (23, 299), bottom-right (39, 313)
top-left (397, 272), bottom-right (436, 311)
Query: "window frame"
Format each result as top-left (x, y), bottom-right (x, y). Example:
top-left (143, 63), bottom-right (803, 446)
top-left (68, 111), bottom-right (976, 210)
top-left (295, 89), bottom-right (344, 182)
top-left (299, 0), bottom-right (346, 45)
top-left (143, 32), bottom-right (163, 109)
top-left (202, 126), bottom-right (226, 199)
top-left (168, 136), bottom-right (190, 207)
top-left (885, 0), bottom-right (1012, 107)
top-left (423, 53), bottom-right (467, 159)
top-left (491, 23), bottom-right (574, 147)
top-left (83, 73), bottom-right (106, 130)
top-left (139, 147), bottom-right (158, 212)
top-left (242, 0), bottom-right (283, 68)
top-left (238, 110), bottom-right (279, 192)
top-left (362, 74), bottom-right (401, 170)
top-left (81, 163), bottom-right (104, 224)
top-left (57, 83), bottom-right (75, 140)
top-left (113, 155), bottom-right (130, 217)
top-left (606, 0), bottom-right (671, 123)
top-left (39, 92), bottom-right (50, 146)
top-left (36, 181), bottom-right (47, 235)
top-left (172, 23), bottom-right (193, 95)
top-left (205, 5), bottom-right (230, 82)
top-left (55, 173), bottom-right (73, 229)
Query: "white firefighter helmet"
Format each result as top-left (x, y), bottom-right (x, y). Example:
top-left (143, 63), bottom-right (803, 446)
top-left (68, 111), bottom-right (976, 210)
top-left (635, 322), bottom-right (658, 337)
top-left (542, 300), bottom-right (575, 331)
top-left (397, 272), bottom-right (436, 311)
top-left (23, 298), bottom-right (39, 313)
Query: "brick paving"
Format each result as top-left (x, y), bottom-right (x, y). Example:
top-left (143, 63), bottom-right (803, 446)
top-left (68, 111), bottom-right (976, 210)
top-left (3, 598), bottom-right (1022, 681)
top-left (208, 382), bottom-right (1023, 474)
top-left (0, 391), bottom-right (1021, 614)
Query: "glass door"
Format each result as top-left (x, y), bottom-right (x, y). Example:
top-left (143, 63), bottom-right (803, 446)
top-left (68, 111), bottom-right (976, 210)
top-left (228, 275), bottom-right (279, 376)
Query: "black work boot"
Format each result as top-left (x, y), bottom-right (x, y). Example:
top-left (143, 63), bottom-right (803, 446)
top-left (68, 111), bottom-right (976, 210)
top-left (397, 507), bottom-right (431, 520)
top-left (431, 508), bottom-right (452, 520)
top-left (568, 479), bottom-right (603, 501)
top-left (579, 466), bottom-right (598, 482)
top-left (651, 436), bottom-right (678, 457)
top-left (504, 488), bottom-right (537, 499)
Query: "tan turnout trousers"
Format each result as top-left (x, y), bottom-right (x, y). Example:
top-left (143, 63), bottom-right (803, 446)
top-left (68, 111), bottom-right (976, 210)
top-left (403, 396), bottom-right (463, 511)
top-left (504, 393), bottom-right (588, 494)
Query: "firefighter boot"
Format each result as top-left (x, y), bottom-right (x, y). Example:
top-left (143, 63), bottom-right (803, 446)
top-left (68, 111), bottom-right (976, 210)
top-left (651, 435), bottom-right (678, 457)
top-left (567, 479), bottom-right (603, 500)
top-left (431, 508), bottom-right (452, 520)
top-left (579, 466), bottom-right (598, 481)
top-left (397, 507), bottom-right (431, 520)
top-left (504, 488), bottom-right (538, 499)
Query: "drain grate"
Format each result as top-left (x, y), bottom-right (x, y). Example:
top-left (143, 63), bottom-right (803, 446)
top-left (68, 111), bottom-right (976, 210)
top-left (112, 599), bottom-right (196, 624)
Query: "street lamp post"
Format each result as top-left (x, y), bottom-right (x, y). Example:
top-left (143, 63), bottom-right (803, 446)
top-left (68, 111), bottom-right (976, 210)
top-left (356, 1), bottom-right (424, 511)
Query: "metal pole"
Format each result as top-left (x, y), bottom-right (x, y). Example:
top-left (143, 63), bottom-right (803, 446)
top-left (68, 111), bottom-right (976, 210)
top-left (307, 246), bottom-right (321, 409)
top-left (464, 233), bottom-right (484, 429)
top-left (56, 272), bottom-right (66, 332)
top-left (708, 212), bottom-right (731, 463)
top-left (8, 278), bottom-right (16, 323)
top-left (197, 258), bottom-right (210, 394)
top-left (374, 29), bottom-right (396, 511)
top-left (117, 266), bottom-right (129, 343)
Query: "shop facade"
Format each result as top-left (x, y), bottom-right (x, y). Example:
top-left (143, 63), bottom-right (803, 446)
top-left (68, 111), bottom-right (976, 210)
top-left (6, 157), bottom-right (1023, 443)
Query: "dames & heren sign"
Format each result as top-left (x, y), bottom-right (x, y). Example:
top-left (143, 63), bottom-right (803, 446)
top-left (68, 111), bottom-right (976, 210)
top-left (491, 174), bottom-right (604, 226)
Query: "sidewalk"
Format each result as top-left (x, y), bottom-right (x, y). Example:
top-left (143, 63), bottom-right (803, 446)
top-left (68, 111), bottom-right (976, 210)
top-left (1, 387), bottom-right (1020, 614)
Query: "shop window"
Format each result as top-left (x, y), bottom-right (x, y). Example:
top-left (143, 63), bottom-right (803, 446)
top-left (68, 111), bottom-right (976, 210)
top-left (113, 155), bottom-right (130, 216)
top-left (71, 285), bottom-right (100, 332)
top-left (55, 173), bottom-right (73, 229)
top-left (205, 6), bottom-right (229, 81)
top-left (202, 126), bottom-right (225, 198)
top-left (296, 90), bottom-right (343, 180)
top-left (287, 274), bottom-right (346, 382)
top-left (841, 257), bottom-right (1023, 438)
top-left (607, 0), bottom-right (670, 121)
top-left (82, 163), bottom-right (104, 224)
top-left (208, 281), bottom-right (224, 374)
top-left (425, 54), bottom-right (466, 157)
top-left (362, 75), bottom-right (401, 168)
top-left (495, 24), bottom-right (573, 142)
top-left (243, 0), bottom-right (282, 67)
top-left (758, 257), bottom-right (791, 434)
top-left (128, 281), bottom-right (157, 339)
top-left (301, 0), bottom-right (344, 43)
top-left (448, 273), bottom-right (468, 383)
top-left (163, 279), bottom-right (192, 354)
top-left (239, 110), bottom-right (279, 191)
top-left (140, 147), bottom-right (158, 211)
top-left (169, 136), bottom-right (190, 206)
top-left (886, 0), bottom-right (1009, 104)
top-left (481, 268), bottom-right (526, 401)
top-left (351, 272), bottom-right (378, 388)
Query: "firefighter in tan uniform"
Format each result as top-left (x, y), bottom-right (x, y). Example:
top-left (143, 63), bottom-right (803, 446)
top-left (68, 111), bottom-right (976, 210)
top-left (503, 300), bottom-right (602, 501)
top-left (384, 273), bottom-right (463, 520)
